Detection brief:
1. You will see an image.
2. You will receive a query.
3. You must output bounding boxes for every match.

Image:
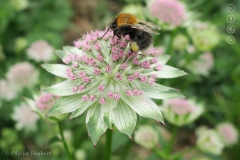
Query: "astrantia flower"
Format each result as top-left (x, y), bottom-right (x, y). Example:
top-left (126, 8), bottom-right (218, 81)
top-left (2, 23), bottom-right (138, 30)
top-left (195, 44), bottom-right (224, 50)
top-left (23, 93), bottom-right (64, 123)
top-left (27, 40), bottom-right (54, 62)
top-left (173, 34), bottom-right (189, 51)
top-left (0, 79), bottom-right (16, 101)
top-left (196, 126), bottom-right (224, 155)
top-left (161, 98), bottom-right (204, 126)
top-left (12, 103), bottom-right (39, 131)
top-left (134, 125), bottom-right (158, 149)
top-left (14, 37), bottom-right (28, 52)
top-left (187, 52), bottom-right (214, 76)
top-left (42, 29), bottom-right (186, 144)
top-left (187, 21), bottom-right (220, 51)
top-left (6, 62), bottom-right (39, 91)
top-left (10, 0), bottom-right (29, 11)
top-left (35, 93), bottom-right (59, 111)
top-left (148, 0), bottom-right (186, 27)
top-left (216, 122), bottom-right (238, 146)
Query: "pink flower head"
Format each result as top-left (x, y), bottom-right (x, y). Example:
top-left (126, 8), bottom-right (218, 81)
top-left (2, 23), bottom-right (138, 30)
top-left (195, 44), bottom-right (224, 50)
top-left (6, 62), bottom-right (38, 90)
top-left (97, 53), bottom-right (104, 62)
top-left (108, 91), bottom-right (114, 98)
top-left (120, 63), bottom-right (128, 70)
top-left (151, 57), bottom-right (158, 64)
top-left (89, 95), bottom-right (96, 101)
top-left (35, 93), bottom-right (58, 111)
top-left (149, 0), bottom-right (186, 27)
top-left (111, 54), bottom-right (120, 61)
top-left (99, 97), bottom-right (106, 104)
top-left (72, 62), bottom-right (78, 68)
top-left (189, 52), bottom-right (214, 76)
top-left (82, 43), bottom-right (91, 51)
top-left (82, 95), bottom-right (89, 101)
top-left (94, 67), bottom-right (101, 75)
top-left (127, 75), bottom-right (134, 82)
top-left (111, 46), bottom-right (119, 54)
top-left (141, 60), bottom-right (151, 69)
top-left (72, 86), bottom-right (78, 92)
top-left (78, 71), bottom-right (86, 78)
top-left (140, 76), bottom-right (148, 82)
top-left (114, 93), bottom-right (120, 100)
top-left (94, 42), bottom-right (101, 51)
top-left (118, 49), bottom-right (125, 58)
top-left (148, 78), bottom-right (155, 85)
top-left (98, 84), bottom-right (105, 92)
top-left (133, 72), bottom-right (140, 78)
top-left (167, 99), bottom-right (196, 115)
top-left (83, 76), bottom-right (90, 83)
top-left (217, 123), bottom-right (239, 146)
top-left (27, 40), bottom-right (54, 62)
top-left (115, 73), bottom-right (122, 81)
top-left (87, 58), bottom-right (96, 66)
top-left (78, 85), bottom-right (85, 91)
top-left (105, 66), bottom-right (112, 73)
top-left (126, 90), bottom-right (133, 96)
top-left (74, 40), bottom-right (83, 48)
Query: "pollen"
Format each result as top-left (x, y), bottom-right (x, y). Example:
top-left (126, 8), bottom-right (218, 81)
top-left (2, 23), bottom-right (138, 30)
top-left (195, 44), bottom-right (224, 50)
top-left (131, 42), bottom-right (139, 51)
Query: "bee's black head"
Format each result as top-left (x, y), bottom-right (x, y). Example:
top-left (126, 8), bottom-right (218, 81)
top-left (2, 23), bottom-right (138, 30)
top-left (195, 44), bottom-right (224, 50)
top-left (110, 21), bottom-right (117, 29)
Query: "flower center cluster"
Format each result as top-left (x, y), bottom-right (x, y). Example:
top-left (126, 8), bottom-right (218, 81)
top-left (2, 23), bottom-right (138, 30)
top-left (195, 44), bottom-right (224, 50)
top-left (62, 29), bottom-right (163, 104)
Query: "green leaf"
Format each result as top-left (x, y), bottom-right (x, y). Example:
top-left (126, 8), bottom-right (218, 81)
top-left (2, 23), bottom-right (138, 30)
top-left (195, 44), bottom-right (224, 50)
top-left (113, 100), bottom-right (137, 138)
top-left (56, 50), bottom-right (67, 60)
top-left (144, 65), bottom-right (187, 78)
top-left (42, 79), bottom-right (82, 96)
top-left (120, 88), bottom-right (164, 123)
top-left (48, 95), bottom-right (83, 114)
top-left (86, 103), bottom-right (107, 145)
top-left (70, 100), bottom-right (96, 119)
top-left (41, 64), bottom-right (70, 78)
top-left (141, 83), bottom-right (185, 99)
top-left (158, 54), bottom-right (170, 64)
top-left (63, 46), bottom-right (83, 56)
top-left (48, 136), bottom-right (61, 145)
top-left (101, 98), bottom-right (117, 129)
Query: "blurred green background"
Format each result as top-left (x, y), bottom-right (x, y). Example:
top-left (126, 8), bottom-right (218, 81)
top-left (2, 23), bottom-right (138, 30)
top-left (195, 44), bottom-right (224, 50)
top-left (0, 0), bottom-right (239, 160)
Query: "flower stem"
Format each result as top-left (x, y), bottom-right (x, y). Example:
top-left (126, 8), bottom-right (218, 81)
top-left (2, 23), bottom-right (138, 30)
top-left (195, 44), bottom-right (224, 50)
top-left (104, 129), bottom-right (112, 160)
top-left (168, 126), bottom-right (178, 154)
top-left (58, 121), bottom-right (73, 160)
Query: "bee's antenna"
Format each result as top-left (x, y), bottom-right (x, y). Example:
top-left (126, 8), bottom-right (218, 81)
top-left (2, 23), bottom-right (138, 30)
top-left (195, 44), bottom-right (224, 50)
top-left (100, 28), bottom-right (110, 40)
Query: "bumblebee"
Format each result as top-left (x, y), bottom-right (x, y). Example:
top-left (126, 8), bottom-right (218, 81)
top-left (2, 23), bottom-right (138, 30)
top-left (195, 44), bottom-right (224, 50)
top-left (106, 13), bottom-right (161, 51)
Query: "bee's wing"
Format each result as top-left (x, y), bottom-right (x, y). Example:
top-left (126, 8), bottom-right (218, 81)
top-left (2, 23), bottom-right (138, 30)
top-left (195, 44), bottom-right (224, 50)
top-left (130, 23), bottom-right (160, 35)
top-left (138, 20), bottom-right (161, 30)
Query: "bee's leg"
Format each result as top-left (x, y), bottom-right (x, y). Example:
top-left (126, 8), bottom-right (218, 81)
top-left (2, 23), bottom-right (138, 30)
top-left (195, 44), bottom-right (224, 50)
top-left (113, 32), bottom-right (121, 41)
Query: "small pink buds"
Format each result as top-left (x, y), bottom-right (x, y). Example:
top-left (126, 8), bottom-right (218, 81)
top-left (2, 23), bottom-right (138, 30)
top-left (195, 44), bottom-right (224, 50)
top-left (98, 84), bottom-right (105, 92)
top-left (78, 85), bottom-right (85, 92)
top-left (72, 86), bottom-right (78, 92)
top-left (89, 95), bottom-right (96, 101)
top-left (108, 91), bottom-right (114, 98)
top-left (115, 73), bottom-right (122, 81)
top-left (105, 66), bottom-right (112, 74)
top-left (126, 90), bottom-right (133, 96)
top-left (99, 97), bottom-right (106, 104)
top-left (114, 93), bottom-right (120, 100)
top-left (82, 95), bottom-right (89, 101)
